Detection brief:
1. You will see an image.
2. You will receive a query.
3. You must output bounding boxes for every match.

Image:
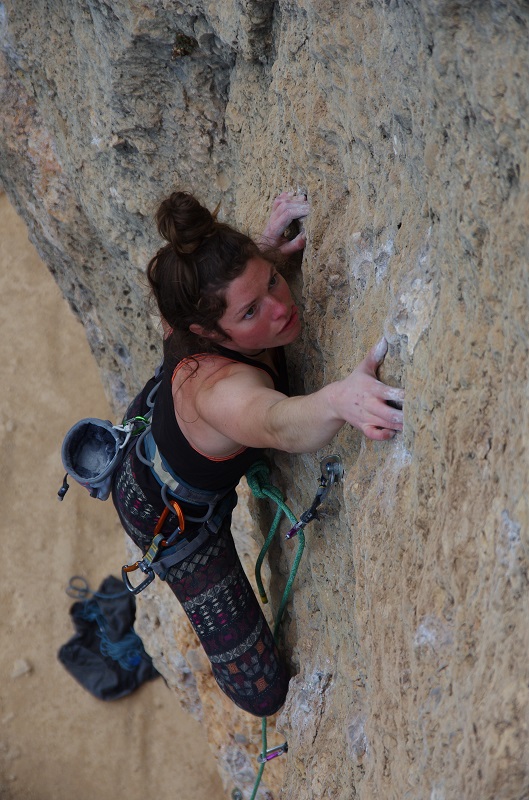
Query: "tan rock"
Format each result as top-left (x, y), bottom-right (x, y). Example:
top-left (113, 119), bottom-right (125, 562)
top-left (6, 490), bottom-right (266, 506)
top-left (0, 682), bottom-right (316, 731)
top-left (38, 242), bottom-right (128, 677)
top-left (2, 2), bottom-right (529, 798)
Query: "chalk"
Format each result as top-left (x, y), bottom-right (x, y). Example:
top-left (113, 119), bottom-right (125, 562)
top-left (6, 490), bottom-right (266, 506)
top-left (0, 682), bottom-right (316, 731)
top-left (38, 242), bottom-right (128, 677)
top-left (373, 336), bottom-right (388, 363)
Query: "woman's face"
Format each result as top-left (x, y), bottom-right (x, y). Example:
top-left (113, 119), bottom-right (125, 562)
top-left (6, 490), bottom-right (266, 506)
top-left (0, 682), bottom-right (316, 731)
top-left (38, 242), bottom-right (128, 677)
top-left (216, 257), bottom-right (301, 354)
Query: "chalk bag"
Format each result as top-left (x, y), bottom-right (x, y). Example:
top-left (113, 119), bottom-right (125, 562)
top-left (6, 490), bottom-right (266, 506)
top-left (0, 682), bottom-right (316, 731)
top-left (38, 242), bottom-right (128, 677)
top-left (60, 418), bottom-right (127, 501)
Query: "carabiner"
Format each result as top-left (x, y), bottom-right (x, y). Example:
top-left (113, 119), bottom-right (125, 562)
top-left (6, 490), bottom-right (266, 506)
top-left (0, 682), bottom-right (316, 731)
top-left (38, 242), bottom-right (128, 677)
top-left (121, 500), bottom-right (185, 594)
top-left (161, 500), bottom-right (185, 544)
top-left (121, 561), bottom-right (156, 595)
top-left (121, 531), bottom-right (165, 594)
top-left (285, 455), bottom-right (343, 540)
top-left (317, 454), bottom-right (344, 504)
top-left (257, 742), bottom-right (288, 763)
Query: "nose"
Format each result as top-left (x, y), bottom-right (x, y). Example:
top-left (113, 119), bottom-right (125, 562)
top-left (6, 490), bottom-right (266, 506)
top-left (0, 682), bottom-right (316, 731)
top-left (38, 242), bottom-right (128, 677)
top-left (268, 297), bottom-right (289, 320)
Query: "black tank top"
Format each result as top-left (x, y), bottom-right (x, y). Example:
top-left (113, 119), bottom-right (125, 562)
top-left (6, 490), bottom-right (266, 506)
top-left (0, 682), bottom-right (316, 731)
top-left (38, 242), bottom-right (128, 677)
top-left (149, 341), bottom-right (290, 492)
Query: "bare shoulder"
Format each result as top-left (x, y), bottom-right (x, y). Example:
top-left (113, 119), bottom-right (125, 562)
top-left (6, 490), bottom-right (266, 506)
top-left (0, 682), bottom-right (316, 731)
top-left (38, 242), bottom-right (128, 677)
top-left (172, 353), bottom-right (281, 457)
top-left (173, 353), bottom-right (274, 402)
top-left (199, 356), bottom-right (275, 393)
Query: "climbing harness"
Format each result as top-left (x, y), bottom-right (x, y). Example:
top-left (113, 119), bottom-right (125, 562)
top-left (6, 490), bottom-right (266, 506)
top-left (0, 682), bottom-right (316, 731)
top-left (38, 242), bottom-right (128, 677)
top-left (120, 492), bottom-right (236, 593)
top-left (241, 455), bottom-right (343, 800)
top-left (120, 426), bottom-right (239, 594)
top-left (58, 373), bottom-right (239, 594)
top-left (138, 428), bottom-right (237, 524)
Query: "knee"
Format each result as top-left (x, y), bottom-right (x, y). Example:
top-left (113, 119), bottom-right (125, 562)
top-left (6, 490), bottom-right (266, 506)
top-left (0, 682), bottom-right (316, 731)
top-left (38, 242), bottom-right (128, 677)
top-left (221, 660), bottom-right (290, 718)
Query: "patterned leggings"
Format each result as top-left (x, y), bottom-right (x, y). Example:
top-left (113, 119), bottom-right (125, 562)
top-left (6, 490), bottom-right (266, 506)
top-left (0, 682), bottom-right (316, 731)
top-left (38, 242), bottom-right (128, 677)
top-left (112, 450), bottom-right (289, 717)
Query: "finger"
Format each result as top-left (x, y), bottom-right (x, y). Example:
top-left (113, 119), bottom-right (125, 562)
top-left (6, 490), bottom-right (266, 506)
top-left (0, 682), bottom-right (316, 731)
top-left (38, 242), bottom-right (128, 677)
top-left (285, 193), bottom-right (307, 204)
top-left (275, 202), bottom-right (310, 226)
top-left (363, 425), bottom-right (397, 441)
top-left (279, 231), bottom-right (307, 255)
top-left (364, 336), bottom-right (388, 370)
top-left (364, 399), bottom-right (403, 429)
top-left (377, 402), bottom-right (404, 428)
top-left (275, 197), bottom-right (310, 214)
top-left (274, 191), bottom-right (306, 203)
top-left (380, 385), bottom-right (405, 404)
top-left (272, 191), bottom-right (293, 208)
top-left (266, 212), bottom-right (308, 241)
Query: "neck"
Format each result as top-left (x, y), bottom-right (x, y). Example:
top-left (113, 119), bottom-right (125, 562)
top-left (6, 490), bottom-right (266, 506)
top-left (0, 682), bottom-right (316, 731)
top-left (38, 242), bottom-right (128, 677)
top-left (217, 344), bottom-right (268, 358)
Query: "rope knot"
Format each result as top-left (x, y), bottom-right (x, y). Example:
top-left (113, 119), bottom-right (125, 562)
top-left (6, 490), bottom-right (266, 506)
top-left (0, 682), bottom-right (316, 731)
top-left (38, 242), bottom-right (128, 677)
top-left (245, 460), bottom-right (272, 499)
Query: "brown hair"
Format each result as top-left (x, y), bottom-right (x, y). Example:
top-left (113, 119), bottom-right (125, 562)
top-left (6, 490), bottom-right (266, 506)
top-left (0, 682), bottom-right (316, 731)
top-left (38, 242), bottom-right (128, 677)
top-left (147, 191), bottom-right (265, 355)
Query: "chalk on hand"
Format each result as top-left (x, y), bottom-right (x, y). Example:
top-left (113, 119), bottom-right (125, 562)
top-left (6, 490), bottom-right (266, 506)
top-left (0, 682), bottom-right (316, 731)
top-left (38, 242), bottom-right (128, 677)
top-left (373, 336), bottom-right (388, 363)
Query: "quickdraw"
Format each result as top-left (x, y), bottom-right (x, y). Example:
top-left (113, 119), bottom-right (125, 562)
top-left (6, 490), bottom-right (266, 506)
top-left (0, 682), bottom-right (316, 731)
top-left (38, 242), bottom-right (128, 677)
top-left (256, 742), bottom-right (288, 763)
top-left (285, 455), bottom-right (344, 539)
top-left (121, 499), bottom-right (185, 594)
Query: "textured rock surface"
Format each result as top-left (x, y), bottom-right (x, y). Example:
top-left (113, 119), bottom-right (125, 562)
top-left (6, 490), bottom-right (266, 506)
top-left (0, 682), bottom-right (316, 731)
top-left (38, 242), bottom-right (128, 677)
top-left (2, 1), bottom-right (529, 798)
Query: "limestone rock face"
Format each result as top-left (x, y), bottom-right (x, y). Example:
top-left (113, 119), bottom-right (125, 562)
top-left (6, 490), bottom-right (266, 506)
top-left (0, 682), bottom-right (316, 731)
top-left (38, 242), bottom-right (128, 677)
top-left (2, 2), bottom-right (529, 798)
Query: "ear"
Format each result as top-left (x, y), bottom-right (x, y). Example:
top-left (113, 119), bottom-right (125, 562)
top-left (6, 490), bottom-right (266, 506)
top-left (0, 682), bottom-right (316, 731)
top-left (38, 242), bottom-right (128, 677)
top-left (189, 322), bottom-right (223, 341)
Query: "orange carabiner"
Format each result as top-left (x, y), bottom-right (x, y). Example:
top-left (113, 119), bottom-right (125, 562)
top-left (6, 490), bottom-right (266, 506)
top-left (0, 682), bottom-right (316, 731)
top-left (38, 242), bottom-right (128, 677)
top-left (170, 499), bottom-right (185, 532)
top-left (153, 506), bottom-right (170, 536)
top-left (161, 499), bottom-right (185, 544)
top-left (121, 501), bottom-right (186, 595)
top-left (122, 561), bottom-right (141, 574)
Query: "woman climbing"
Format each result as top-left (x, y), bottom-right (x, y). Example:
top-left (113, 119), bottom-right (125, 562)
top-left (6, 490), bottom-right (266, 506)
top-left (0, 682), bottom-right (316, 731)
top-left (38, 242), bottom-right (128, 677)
top-left (111, 191), bottom-right (404, 717)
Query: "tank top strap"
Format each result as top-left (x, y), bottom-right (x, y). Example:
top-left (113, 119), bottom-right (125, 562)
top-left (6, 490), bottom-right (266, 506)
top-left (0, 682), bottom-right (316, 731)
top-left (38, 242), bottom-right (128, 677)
top-left (214, 345), bottom-right (278, 383)
top-left (160, 336), bottom-right (289, 395)
top-left (215, 345), bottom-right (289, 395)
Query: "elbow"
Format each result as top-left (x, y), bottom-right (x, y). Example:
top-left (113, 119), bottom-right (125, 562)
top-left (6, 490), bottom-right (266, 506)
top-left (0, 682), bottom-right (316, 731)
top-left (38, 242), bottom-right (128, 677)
top-left (267, 432), bottom-right (318, 455)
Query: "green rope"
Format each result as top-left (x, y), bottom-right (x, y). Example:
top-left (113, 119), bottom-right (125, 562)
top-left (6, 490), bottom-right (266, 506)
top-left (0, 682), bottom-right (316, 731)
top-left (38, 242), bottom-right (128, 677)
top-left (249, 719), bottom-right (267, 800)
top-left (245, 461), bottom-right (307, 800)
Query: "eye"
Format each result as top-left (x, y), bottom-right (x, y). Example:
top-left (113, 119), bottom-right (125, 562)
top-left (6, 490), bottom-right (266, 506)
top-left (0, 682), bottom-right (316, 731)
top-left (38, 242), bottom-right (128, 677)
top-left (243, 305), bottom-right (256, 320)
top-left (269, 272), bottom-right (279, 288)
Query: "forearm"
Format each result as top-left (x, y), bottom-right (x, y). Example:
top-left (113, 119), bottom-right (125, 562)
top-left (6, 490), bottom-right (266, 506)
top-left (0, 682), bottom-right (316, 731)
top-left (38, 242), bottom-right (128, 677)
top-left (197, 339), bottom-right (404, 452)
top-left (262, 383), bottom-right (346, 453)
top-left (261, 354), bottom-right (404, 450)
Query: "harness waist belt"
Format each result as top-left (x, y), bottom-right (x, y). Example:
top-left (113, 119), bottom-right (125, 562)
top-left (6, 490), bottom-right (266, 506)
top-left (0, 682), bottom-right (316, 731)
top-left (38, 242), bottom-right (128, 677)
top-left (141, 430), bottom-right (235, 523)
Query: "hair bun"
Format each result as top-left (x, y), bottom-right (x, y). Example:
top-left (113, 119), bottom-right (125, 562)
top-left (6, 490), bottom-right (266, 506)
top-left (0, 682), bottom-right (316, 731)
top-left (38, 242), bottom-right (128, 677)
top-left (156, 191), bottom-right (216, 256)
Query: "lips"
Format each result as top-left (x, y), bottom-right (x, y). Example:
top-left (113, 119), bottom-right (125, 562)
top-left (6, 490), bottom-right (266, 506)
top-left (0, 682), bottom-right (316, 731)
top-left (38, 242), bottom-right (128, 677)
top-left (280, 306), bottom-right (298, 332)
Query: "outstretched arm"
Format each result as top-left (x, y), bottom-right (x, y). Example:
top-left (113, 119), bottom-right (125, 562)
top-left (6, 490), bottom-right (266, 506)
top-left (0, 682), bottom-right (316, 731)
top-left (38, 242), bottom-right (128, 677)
top-left (258, 192), bottom-right (310, 255)
top-left (195, 338), bottom-right (404, 454)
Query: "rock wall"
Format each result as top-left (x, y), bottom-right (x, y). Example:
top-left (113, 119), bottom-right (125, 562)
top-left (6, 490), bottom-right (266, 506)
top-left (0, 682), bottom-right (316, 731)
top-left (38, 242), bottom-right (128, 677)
top-left (2, 1), bottom-right (529, 798)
